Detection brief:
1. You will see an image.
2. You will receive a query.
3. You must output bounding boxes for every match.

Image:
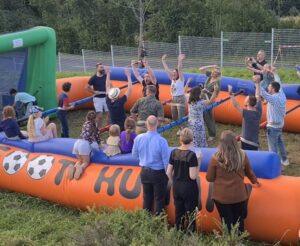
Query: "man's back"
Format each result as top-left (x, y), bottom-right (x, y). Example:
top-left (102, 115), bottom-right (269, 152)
top-left (131, 95), bottom-right (164, 121)
top-left (132, 131), bottom-right (169, 170)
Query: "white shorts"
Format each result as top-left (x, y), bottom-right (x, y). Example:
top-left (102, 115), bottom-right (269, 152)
top-left (72, 139), bottom-right (99, 156)
top-left (93, 97), bottom-right (108, 113)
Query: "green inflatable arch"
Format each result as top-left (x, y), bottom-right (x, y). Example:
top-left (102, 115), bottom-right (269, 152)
top-left (0, 26), bottom-right (56, 110)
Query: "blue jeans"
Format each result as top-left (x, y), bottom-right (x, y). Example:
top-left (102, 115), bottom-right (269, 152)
top-left (57, 110), bottom-right (69, 138)
top-left (267, 127), bottom-right (287, 162)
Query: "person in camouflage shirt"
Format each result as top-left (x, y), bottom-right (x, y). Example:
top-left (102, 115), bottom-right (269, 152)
top-left (130, 85), bottom-right (164, 134)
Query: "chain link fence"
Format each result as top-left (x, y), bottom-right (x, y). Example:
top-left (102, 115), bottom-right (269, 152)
top-left (222, 32), bottom-right (272, 68)
top-left (179, 35), bottom-right (221, 69)
top-left (57, 29), bottom-right (300, 72)
top-left (272, 29), bottom-right (300, 69)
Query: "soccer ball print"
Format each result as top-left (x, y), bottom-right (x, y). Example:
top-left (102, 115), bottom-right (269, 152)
top-left (27, 155), bottom-right (54, 180)
top-left (3, 151), bottom-right (29, 175)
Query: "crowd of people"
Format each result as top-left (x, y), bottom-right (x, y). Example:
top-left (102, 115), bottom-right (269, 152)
top-left (1, 49), bottom-right (298, 234)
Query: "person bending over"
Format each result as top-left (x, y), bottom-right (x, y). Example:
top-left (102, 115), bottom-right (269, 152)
top-left (9, 88), bottom-right (37, 119)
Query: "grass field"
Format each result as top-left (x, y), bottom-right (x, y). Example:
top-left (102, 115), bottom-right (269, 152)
top-left (0, 69), bottom-right (299, 245)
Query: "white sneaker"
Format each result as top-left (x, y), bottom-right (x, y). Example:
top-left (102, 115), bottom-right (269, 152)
top-left (281, 159), bottom-right (290, 166)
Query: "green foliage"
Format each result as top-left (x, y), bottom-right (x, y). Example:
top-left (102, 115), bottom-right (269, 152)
top-left (0, 0), bottom-right (299, 53)
top-left (0, 191), bottom-right (270, 245)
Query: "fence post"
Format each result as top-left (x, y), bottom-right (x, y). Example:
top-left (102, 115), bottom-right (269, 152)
top-left (82, 49), bottom-right (87, 72)
top-left (110, 45), bottom-right (115, 67)
top-left (271, 28), bottom-right (274, 65)
top-left (220, 31), bottom-right (223, 69)
top-left (58, 52), bottom-right (62, 72)
top-left (178, 35), bottom-right (182, 55)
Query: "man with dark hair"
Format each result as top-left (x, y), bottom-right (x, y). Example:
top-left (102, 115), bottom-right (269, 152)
top-left (228, 75), bottom-right (262, 150)
top-left (245, 50), bottom-right (267, 81)
top-left (130, 85), bottom-right (164, 134)
top-left (86, 63), bottom-right (110, 129)
top-left (57, 82), bottom-right (74, 137)
top-left (132, 115), bottom-right (169, 215)
top-left (9, 88), bottom-right (37, 119)
top-left (260, 80), bottom-right (289, 166)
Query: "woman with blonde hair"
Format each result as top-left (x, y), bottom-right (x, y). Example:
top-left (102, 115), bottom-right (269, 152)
top-left (199, 65), bottom-right (221, 141)
top-left (104, 124), bottom-right (121, 156)
top-left (206, 130), bottom-right (260, 233)
top-left (0, 106), bottom-right (27, 139)
top-left (167, 128), bottom-right (201, 232)
top-left (27, 106), bottom-right (57, 142)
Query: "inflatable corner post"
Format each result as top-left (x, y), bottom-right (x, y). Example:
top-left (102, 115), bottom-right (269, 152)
top-left (0, 26), bottom-right (57, 110)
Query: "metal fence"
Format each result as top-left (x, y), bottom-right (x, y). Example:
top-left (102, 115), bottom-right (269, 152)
top-left (57, 29), bottom-right (300, 73)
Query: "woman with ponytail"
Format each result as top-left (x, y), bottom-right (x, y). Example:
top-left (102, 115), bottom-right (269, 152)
top-left (120, 117), bottom-right (137, 154)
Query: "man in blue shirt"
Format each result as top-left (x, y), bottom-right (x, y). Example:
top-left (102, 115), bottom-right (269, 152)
top-left (132, 115), bottom-right (169, 214)
top-left (9, 88), bottom-right (37, 119)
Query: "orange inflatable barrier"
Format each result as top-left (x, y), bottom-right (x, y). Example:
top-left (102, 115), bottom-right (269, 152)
top-left (56, 77), bottom-right (300, 133)
top-left (0, 144), bottom-right (299, 245)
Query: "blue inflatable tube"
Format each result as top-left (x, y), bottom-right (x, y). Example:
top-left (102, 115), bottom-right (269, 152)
top-left (0, 134), bottom-right (281, 179)
top-left (110, 67), bottom-right (300, 99)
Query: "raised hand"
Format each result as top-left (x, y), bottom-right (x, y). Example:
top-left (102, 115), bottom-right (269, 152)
top-left (124, 68), bottom-right (131, 77)
top-left (104, 66), bottom-right (110, 74)
top-left (162, 54), bottom-right (167, 61)
top-left (178, 54), bottom-right (186, 61)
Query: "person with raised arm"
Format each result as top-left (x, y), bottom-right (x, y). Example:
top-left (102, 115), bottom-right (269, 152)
top-left (131, 59), bottom-right (159, 100)
top-left (162, 54), bottom-right (186, 135)
top-left (106, 68), bottom-right (132, 131)
top-left (85, 63), bottom-right (110, 129)
top-left (228, 75), bottom-right (262, 150)
top-left (259, 79), bottom-right (289, 166)
top-left (245, 49), bottom-right (267, 81)
top-left (199, 64), bottom-right (221, 142)
top-left (188, 85), bottom-right (218, 148)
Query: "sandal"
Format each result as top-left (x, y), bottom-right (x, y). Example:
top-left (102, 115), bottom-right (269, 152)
top-left (67, 164), bottom-right (75, 180)
top-left (74, 166), bottom-right (83, 180)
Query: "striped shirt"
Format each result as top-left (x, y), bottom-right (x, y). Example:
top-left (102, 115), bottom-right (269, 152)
top-left (260, 86), bottom-right (286, 128)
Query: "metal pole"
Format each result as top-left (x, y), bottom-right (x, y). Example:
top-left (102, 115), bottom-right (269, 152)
top-left (58, 52), bottom-right (62, 72)
top-left (82, 49), bottom-right (86, 72)
top-left (178, 35), bottom-right (182, 55)
top-left (110, 45), bottom-right (115, 67)
top-left (271, 28), bottom-right (274, 65)
top-left (220, 31), bottom-right (223, 68)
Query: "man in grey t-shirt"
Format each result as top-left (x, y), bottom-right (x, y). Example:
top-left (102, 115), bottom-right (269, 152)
top-left (228, 75), bottom-right (262, 150)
